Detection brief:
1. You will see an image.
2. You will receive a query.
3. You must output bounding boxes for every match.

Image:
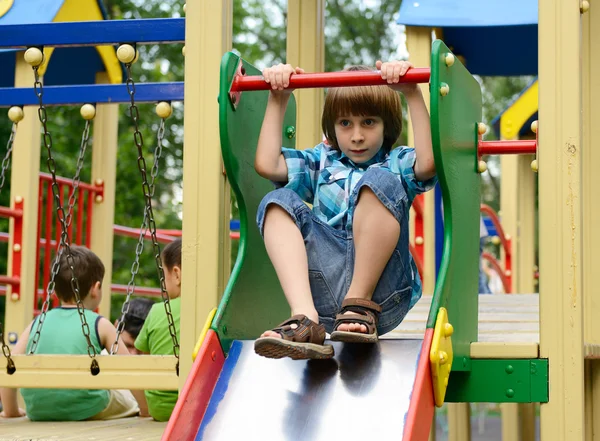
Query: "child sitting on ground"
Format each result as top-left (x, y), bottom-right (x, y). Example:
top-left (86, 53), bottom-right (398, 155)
top-left (115, 298), bottom-right (155, 355)
top-left (134, 238), bottom-right (181, 422)
top-left (0, 245), bottom-right (148, 420)
top-left (253, 60), bottom-right (436, 360)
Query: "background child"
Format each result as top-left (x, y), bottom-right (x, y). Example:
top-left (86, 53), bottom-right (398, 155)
top-left (253, 61), bottom-right (436, 360)
top-left (0, 245), bottom-right (148, 420)
top-left (115, 298), bottom-right (154, 355)
top-left (134, 238), bottom-right (181, 422)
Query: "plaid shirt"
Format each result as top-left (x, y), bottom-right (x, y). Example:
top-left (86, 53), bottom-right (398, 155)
top-left (277, 142), bottom-right (437, 308)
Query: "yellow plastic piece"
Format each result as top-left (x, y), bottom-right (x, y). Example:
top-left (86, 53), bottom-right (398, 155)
top-left (156, 101), bottom-right (173, 119)
top-left (444, 53), bottom-right (455, 67)
top-left (182, 46), bottom-right (186, 57)
top-left (80, 104), bottom-right (96, 120)
top-left (192, 307), bottom-right (217, 361)
top-left (0, 0), bottom-right (14, 19)
top-left (531, 120), bottom-right (538, 134)
top-left (24, 47), bottom-right (44, 67)
top-left (430, 307), bottom-right (454, 407)
top-left (117, 44), bottom-right (137, 64)
top-left (8, 106), bottom-right (24, 123)
top-left (500, 80), bottom-right (538, 139)
top-left (581, 0), bottom-right (590, 13)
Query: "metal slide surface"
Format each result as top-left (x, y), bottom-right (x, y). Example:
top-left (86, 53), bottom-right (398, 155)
top-left (196, 339), bottom-right (423, 441)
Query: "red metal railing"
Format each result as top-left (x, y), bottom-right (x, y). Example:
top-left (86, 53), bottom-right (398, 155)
top-left (478, 139), bottom-right (537, 155)
top-left (480, 203), bottom-right (512, 293)
top-left (412, 195), bottom-right (424, 274)
top-left (231, 68), bottom-right (432, 92)
top-left (0, 197), bottom-right (23, 299)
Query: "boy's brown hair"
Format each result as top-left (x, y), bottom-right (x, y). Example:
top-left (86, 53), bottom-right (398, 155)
top-left (321, 65), bottom-right (403, 154)
top-left (55, 246), bottom-right (105, 303)
top-left (162, 238), bottom-right (182, 270)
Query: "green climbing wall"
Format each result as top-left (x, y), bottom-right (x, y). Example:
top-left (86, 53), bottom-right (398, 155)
top-left (212, 53), bottom-right (296, 350)
top-left (427, 40), bottom-right (482, 370)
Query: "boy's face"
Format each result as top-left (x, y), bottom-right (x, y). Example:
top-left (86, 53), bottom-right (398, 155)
top-left (334, 115), bottom-right (384, 164)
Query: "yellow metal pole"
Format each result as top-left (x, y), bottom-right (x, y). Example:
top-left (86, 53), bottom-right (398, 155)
top-left (4, 55), bottom-right (41, 345)
top-left (180, 0), bottom-right (232, 388)
top-left (406, 26), bottom-right (435, 294)
top-left (90, 72), bottom-right (119, 319)
top-left (582, 4), bottom-right (600, 439)
top-left (501, 403), bottom-right (519, 441)
top-left (447, 403), bottom-right (471, 441)
top-left (519, 403), bottom-right (536, 441)
top-left (539, 1), bottom-right (585, 440)
top-left (286, 0), bottom-right (325, 150)
top-left (516, 155), bottom-right (536, 293)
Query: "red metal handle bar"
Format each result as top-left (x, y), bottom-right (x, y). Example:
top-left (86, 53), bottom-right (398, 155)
top-left (231, 68), bottom-right (431, 92)
top-left (0, 206), bottom-right (23, 218)
top-left (479, 140), bottom-right (537, 155)
top-left (39, 172), bottom-right (101, 192)
top-left (0, 275), bottom-right (20, 286)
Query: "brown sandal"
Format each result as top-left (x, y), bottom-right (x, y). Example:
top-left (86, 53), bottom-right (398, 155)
top-left (254, 315), bottom-right (334, 360)
top-left (330, 298), bottom-right (382, 343)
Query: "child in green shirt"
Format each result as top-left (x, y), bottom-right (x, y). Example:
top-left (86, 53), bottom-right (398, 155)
top-left (135, 238), bottom-right (181, 422)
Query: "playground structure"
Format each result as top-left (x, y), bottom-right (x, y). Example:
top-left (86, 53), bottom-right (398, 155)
top-left (0, 1), bottom-right (597, 441)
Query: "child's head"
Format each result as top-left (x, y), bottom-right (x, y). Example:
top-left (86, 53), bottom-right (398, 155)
top-left (117, 298), bottom-right (154, 354)
top-left (55, 246), bottom-right (105, 308)
top-left (161, 238), bottom-right (182, 299)
top-left (322, 65), bottom-right (402, 162)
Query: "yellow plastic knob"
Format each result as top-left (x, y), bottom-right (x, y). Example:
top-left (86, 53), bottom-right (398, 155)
top-left (531, 159), bottom-right (538, 172)
top-left (415, 236), bottom-right (424, 245)
top-left (439, 351), bottom-right (448, 365)
top-left (491, 236), bottom-right (501, 246)
top-left (156, 101), bottom-right (173, 119)
top-left (24, 47), bottom-right (43, 67)
top-left (80, 104), bottom-right (96, 120)
top-left (444, 323), bottom-right (454, 337)
top-left (478, 122), bottom-right (488, 135)
top-left (581, 1), bottom-right (590, 13)
top-left (117, 44), bottom-right (137, 64)
top-left (445, 53), bottom-right (455, 67)
top-left (440, 83), bottom-right (450, 96)
top-left (182, 46), bottom-right (186, 57)
top-left (8, 106), bottom-right (24, 123)
top-left (531, 120), bottom-right (538, 134)
top-left (478, 160), bottom-right (488, 173)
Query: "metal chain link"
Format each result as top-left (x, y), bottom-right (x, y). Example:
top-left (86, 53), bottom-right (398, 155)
top-left (0, 120), bottom-right (18, 372)
top-left (65, 120), bottom-right (92, 228)
top-left (111, 116), bottom-right (165, 355)
top-left (27, 63), bottom-right (99, 374)
top-left (0, 122), bottom-right (17, 194)
top-left (0, 321), bottom-right (15, 374)
top-left (123, 62), bottom-right (179, 374)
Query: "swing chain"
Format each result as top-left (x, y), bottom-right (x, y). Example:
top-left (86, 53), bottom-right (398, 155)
top-left (123, 62), bottom-right (180, 373)
top-left (65, 119), bottom-right (92, 228)
top-left (0, 122), bottom-right (17, 194)
top-left (111, 116), bottom-right (166, 355)
top-left (0, 124), bottom-right (17, 371)
top-left (27, 64), bottom-right (99, 374)
top-left (0, 321), bottom-right (15, 374)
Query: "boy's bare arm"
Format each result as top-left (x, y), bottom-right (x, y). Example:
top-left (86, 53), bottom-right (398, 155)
top-left (377, 60), bottom-right (436, 182)
top-left (254, 64), bottom-right (304, 182)
top-left (98, 318), bottom-right (150, 417)
top-left (403, 87), bottom-right (435, 181)
top-left (0, 323), bottom-right (31, 417)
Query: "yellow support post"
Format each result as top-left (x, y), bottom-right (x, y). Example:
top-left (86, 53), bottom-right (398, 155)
top-left (406, 26), bottom-right (435, 294)
top-left (180, 0), bottom-right (232, 388)
top-left (501, 403), bottom-right (519, 441)
top-left (583, 4), bottom-right (600, 439)
top-left (286, 0), bottom-right (325, 150)
top-left (447, 403), bottom-right (471, 441)
top-left (4, 55), bottom-right (41, 345)
top-left (90, 73), bottom-right (119, 319)
top-left (539, 1), bottom-right (585, 439)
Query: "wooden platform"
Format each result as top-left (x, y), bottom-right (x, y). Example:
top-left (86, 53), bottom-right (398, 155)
top-left (386, 293), bottom-right (541, 358)
top-left (0, 416), bottom-right (167, 440)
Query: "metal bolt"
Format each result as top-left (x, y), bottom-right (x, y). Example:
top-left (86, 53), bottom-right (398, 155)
top-left (506, 389), bottom-right (515, 398)
top-left (505, 364), bottom-right (514, 374)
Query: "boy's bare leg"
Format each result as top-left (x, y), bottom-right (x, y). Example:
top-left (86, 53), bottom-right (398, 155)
top-left (340, 187), bottom-right (400, 333)
top-left (261, 205), bottom-right (319, 338)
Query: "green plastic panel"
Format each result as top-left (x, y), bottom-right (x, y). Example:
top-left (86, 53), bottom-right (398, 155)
top-left (445, 359), bottom-right (549, 403)
top-left (213, 53), bottom-right (297, 350)
top-left (428, 41), bottom-right (482, 370)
